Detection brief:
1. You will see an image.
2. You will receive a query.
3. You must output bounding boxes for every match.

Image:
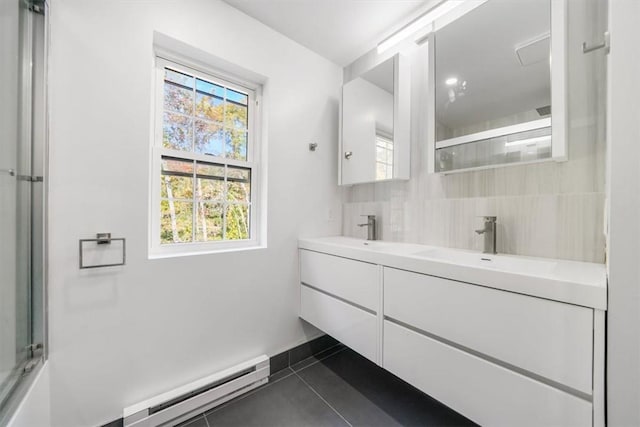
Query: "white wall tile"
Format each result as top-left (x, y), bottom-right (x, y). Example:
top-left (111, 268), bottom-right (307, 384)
top-left (345, 193), bottom-right (605, 262)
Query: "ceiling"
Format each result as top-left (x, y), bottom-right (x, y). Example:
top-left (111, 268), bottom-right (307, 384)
top-left (222, 0), bottom-right (431, 66)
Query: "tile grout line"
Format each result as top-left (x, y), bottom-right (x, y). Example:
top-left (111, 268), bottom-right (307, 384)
top-left (204, 367), bottom-right (296, 418)
top-left (291, 346), bottom-right (347, 373)
top-left (288, 342), bottom-right (342, 369)
top-left (202, 343), bottom-right (343, 423)
top-left (293, 370), bottom-right (353, 427)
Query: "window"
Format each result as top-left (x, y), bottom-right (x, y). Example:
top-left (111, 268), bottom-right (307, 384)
top-left (151, 57), bottom-right (262, 255)
top-left (375, 132), bottom-right (393, 180)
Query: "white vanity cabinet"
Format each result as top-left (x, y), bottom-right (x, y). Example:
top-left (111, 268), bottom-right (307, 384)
top-left (299, 250), bottom-right (380, 363)
top-left (383, 267), bottom-right (598, 427)
top-left (383, 267), bottom-right (593, 394)
top-left (383, 321), bottom-right (592, 427)
top-left (298, 238), bottom-right (606, 427)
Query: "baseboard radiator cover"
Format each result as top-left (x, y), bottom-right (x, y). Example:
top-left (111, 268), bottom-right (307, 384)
top-left (123, 355), bottom-right (269, 427)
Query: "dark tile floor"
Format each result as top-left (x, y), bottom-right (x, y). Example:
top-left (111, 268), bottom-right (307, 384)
top-left (179, 346), bottom-right (476, 427)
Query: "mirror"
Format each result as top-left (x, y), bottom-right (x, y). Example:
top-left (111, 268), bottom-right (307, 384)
top-left (340, 53), bottom-right (410, 185)
top-left (430, 0), bottom-right (566, 173)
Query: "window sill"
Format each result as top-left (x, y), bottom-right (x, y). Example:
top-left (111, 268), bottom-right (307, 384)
top-left (148, 241), bottom-right (266, 259)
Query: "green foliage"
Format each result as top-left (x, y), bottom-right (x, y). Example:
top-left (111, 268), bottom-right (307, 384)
top-left (160, 70), bottom-right (252, 245)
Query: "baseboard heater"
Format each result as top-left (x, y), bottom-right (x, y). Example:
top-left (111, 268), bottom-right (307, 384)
top-left (123, 355), bottom-right (269, 427)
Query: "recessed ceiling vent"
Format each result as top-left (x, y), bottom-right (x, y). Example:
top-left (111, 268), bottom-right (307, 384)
top-left (515, 33), bottom-right (550, 66)
top-left (536, 105), bottom-right (551, 117)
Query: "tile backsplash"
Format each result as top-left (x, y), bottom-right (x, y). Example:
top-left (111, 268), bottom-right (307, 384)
top-left (344, 191), bottom-right (605, 263)
top-left (342, 0), bottom-right (606, 264)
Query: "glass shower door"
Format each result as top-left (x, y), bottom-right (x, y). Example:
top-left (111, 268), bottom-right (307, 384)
top-left (0, 0), bottom-right (46, 413)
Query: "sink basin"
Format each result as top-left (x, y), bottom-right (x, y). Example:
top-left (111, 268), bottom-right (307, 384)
top-left (307, 236), bottom-right (421, 255)
top-left (413, 248), bottom-right (557, 276)
top-left (360, 240), bottom-right (392, 249)
top-left (298, 236), bottom-right (606, 310)
top-left (324, 237), bottom-right (389, 248)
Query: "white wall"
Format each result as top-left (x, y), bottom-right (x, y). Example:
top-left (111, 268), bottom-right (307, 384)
top-left (7, 364), bottom-right (51, 427)
top-left (606, 0), bottom-right (640, 424)
top-left (342, 0), bottom-right (607, 264)
top-left (47, 0), bottom-right (343, 425)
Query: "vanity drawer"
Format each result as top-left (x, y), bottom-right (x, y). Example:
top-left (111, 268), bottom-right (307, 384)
top-left (300, 285), bottom-right (377, 363)
top-left (383, 321), bottom-right (592, 427)
top-left (300, 249), bottom-right (378, 311)
top-left (383, 267), bottom-right (593, 394)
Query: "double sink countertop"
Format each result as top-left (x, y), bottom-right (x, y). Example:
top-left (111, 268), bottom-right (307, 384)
top-left (298, 236), bottom-right (607, 310)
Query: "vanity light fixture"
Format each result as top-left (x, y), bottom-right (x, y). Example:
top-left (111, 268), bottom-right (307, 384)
top-left (377, 0), bottom-right (464, 54)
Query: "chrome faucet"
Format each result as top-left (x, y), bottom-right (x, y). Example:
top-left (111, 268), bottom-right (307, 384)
top-left (357, 215), bottom-right (377, 241)
top-left (475, 216), bottom-right (497, 254)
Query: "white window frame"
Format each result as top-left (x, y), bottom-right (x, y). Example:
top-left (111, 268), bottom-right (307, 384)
top-left (150, 56), bottom-right (263, 257)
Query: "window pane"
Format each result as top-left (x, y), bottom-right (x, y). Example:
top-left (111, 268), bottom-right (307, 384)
top-left (165, 68), bottom-right (194, 88)
top-left (225, 204), bottom-right (250, 240)
top-left (195, 92), bottom-right (223, 122)
top-left (227, 88), bottom-right (248, 106)
top-left (161, 158), bottom-right (194, 199)
top-left (225, 102), bottom-right (248, 129)
top-left (160, 200), bottom-right (193, 244)
top-left (162, 157), bottom-right (194, 175)
top-left (195, 202), bottom-right (223, 242)
top-left (376, 146), bottom-right (390, 164)
top-left (226, 130), bottom-right (248, 161)
top-left (196, 177), bottom-right (224, 201)
top-left (161, 175), bottom-right (193, 199)
top-left (376, 162), bottom-right (391, 181)
top-left (197, 161), bottom-right (225, 177)
top-left (163, 113), bottom-right (193, 151)
top-left (227, 166), bottom-right (251, 203)
top-left (196, 162), bottom-right (224, 201)
top-left (196, 78), bottom-right (224, 97)
top-left (164, 83), bottom-right (193, 115)
top-left (195, 120), bottom-right (224, 156)
top-left (227, 165), bottom-right (250, 181)
top-left (157, 63), bottom-right (257, 248)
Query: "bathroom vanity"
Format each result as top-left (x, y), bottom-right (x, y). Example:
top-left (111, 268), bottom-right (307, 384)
top-left (298, 237), bottom-right (606, 427)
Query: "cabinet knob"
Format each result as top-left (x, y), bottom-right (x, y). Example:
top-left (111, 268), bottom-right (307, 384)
top-left (344, 151), bottom-right (353, 160)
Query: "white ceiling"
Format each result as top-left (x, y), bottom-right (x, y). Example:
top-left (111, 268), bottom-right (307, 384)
top-left (222, 0), bottom-right (431, 66)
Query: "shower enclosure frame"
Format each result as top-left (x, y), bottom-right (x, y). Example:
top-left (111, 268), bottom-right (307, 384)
top-left (0, 0), bottom-right (49, 421)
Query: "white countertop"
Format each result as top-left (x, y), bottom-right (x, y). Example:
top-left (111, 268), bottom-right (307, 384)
top-left (298, 236), bottom-right (607, 310)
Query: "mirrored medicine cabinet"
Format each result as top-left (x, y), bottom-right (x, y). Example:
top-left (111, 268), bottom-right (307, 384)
top-left (428, 0), bottom-right (567, 173)
top-left (339, 53), bottom-right (411, 185)
top-left (339, 0), bottom-right (568, 183)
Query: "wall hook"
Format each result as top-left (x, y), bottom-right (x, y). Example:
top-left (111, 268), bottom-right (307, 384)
top-left (582, 31), bottom-right (610, 55)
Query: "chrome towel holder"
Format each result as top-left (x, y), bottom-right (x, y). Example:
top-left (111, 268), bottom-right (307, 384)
top-left (79, 233), bottom-right (126, 269)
